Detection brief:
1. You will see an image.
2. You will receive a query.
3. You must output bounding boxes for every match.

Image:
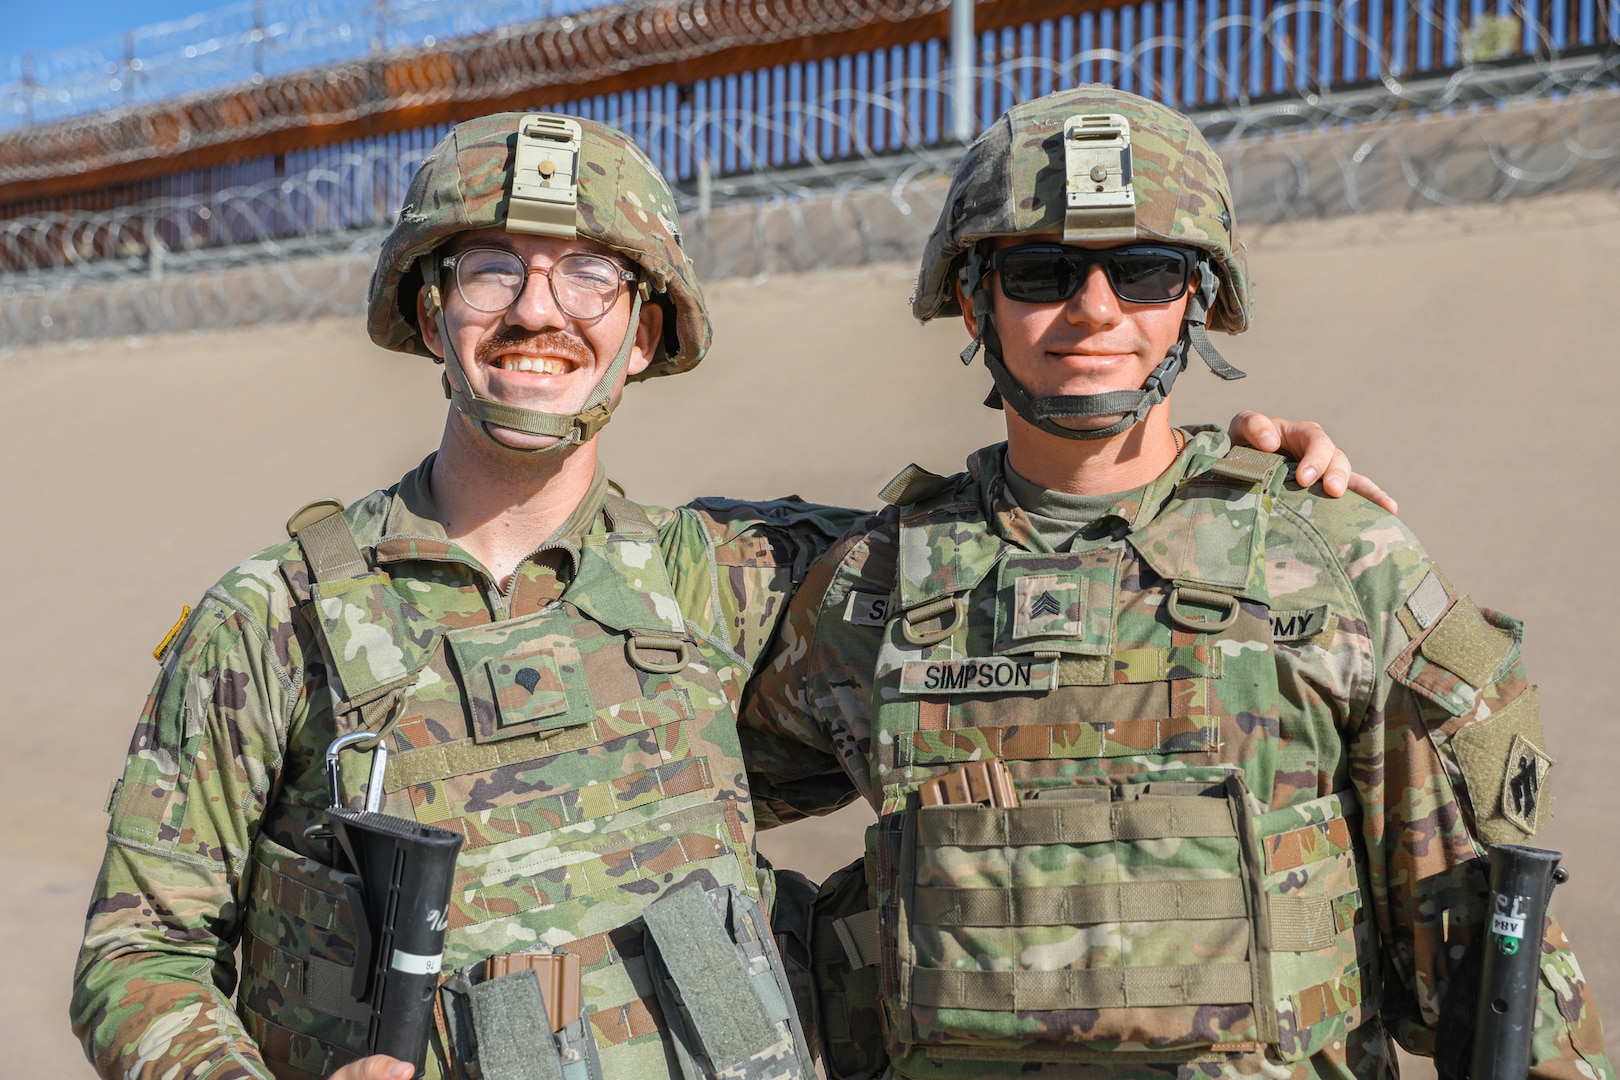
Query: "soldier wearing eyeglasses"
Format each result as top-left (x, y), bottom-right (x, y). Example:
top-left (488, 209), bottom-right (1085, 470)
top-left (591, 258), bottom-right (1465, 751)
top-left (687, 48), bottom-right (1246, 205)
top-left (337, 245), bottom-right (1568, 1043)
top-left (738, 87), bottom-right (1610, 1080)
top-left (71, 109), bottom-right (1384, 1080)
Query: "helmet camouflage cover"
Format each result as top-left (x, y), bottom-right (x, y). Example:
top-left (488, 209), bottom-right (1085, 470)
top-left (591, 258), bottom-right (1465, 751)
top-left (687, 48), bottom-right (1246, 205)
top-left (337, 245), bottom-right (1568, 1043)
top-left (913, 85), bottom-right (1251, 335)
top-left (367, 112), bottom-right (710, 381)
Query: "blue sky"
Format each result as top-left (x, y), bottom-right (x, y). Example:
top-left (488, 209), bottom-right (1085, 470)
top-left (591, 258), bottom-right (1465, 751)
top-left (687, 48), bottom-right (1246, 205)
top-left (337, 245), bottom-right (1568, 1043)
top-left (2, 1), bottom-right (220, 58)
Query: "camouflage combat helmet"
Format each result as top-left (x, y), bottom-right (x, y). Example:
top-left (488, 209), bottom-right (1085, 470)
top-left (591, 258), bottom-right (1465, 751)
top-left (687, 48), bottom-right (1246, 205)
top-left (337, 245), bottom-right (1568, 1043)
top-left (915, 86), bottom-right (1250, 441)
top-left (368, 112), bottom-right (711, 453)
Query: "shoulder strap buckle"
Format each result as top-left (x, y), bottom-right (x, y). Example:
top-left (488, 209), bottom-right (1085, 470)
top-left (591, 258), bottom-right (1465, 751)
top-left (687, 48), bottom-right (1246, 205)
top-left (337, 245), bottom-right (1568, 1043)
top-left (287, 498), bottom-right (370, 583)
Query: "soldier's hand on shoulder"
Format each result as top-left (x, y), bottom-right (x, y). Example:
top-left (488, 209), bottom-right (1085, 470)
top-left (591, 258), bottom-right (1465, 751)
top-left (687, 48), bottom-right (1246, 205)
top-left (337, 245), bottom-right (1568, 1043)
top-left (1227, 411), bottom-right (1399, 514)
top-left (329, 1055), bottom-right (414, 1080)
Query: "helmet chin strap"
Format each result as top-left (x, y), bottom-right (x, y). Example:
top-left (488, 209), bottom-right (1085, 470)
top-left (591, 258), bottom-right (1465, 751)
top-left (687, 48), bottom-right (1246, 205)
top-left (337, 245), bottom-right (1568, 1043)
top-left (421, 257), bottom-right (645, 458)
top-left (959, 251), bottom-right (1245, 442)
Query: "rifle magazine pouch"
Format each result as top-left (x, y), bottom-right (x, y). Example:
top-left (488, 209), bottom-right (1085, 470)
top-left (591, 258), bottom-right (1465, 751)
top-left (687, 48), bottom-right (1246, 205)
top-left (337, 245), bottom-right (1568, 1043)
top-left (555, 1014), bottom-right (606, 1080)
top-left (643, 884), bottom-right (814, 1080)
top-left (449, 967), bottom-right (606, 1080)
top-left (469, 970), bottom-right (565, 1080)
top-left (809, 854), bottom-right (886, 1080)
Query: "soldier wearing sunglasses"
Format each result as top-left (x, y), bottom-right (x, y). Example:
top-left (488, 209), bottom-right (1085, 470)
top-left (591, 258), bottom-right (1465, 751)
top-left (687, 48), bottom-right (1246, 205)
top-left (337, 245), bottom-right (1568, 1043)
top-left (739, 87), bottom-right (1609, 1080)
top-left (72, 109), bottom-right (1392, 1080)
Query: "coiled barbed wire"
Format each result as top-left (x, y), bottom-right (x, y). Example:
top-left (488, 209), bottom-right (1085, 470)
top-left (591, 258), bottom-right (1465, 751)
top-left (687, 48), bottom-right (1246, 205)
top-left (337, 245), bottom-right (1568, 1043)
top-left (0, 0), bottom-right (615, 129)
top-left (3, 37), bottom-right (1618, 351)
top-left (0, 0), bottom-right (944, 185)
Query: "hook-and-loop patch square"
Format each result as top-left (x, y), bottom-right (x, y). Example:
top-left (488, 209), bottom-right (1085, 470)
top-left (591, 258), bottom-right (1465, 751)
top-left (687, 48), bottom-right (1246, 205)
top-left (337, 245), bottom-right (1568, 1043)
top-left (1450, 687), bottom-right (1554, 843)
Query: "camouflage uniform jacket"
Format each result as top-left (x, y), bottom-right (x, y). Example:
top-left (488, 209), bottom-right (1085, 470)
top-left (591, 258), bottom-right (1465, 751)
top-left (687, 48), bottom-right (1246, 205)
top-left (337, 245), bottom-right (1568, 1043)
top-left (739, 431), bottom-right (1609, 1080)
top-left (72, 455), bottom-right (856, 1080)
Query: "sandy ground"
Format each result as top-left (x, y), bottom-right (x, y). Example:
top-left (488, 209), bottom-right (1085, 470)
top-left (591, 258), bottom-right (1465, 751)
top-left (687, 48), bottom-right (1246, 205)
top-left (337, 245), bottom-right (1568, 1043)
top-left (4, 187), bottom-right (1618, 1072)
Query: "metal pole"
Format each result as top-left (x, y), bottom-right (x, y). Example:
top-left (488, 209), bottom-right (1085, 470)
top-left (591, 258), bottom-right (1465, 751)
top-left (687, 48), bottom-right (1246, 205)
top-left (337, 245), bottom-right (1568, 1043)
top-left (950, 0), bottom-right (976, 142)
top-left (254, 0), bottom-right (266, 79)
top-left (23, 51), bottom-right (34, 127)
top-left (124, 32), bottom-right (136, 106)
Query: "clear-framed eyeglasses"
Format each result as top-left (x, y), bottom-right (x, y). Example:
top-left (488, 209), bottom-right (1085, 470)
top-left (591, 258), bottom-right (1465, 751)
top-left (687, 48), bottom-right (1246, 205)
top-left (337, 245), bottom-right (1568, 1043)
top-left (441, 247), bottom-right (638, 321)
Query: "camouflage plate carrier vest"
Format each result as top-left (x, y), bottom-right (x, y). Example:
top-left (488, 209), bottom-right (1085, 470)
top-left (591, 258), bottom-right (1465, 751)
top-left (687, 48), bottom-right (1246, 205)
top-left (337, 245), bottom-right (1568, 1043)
top-left (859, 446), bottom-right (1379, 1078)
top-left (239, 496), bottom-right (811, 1080)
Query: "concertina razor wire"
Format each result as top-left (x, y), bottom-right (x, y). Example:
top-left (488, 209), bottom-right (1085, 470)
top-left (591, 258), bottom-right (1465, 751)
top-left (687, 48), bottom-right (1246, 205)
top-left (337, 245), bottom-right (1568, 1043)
top-left (3, 14), bottom-right (1620, 350)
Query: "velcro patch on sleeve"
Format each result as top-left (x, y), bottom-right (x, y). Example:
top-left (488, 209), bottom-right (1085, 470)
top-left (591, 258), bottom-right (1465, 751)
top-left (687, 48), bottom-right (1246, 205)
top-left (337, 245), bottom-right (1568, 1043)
top-left (843, 591), bottom-right (892, 627)
top-left (1450, 687), bottom-right (1554, 843)
top-left (1420, 596), bottom-right (1513, 689)
top-left (1405, 571), bottom-right (1450, 631)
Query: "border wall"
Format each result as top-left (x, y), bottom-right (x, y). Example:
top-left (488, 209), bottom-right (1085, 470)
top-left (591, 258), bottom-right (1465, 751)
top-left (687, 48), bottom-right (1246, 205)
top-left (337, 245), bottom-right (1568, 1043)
top-left (2, 0), bottom-right (1617, 350)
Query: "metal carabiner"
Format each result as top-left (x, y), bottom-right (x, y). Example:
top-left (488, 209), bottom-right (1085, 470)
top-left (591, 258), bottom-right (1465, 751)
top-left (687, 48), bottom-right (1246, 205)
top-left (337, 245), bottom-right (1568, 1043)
top-left (325, 730), bottom-right (390, 814)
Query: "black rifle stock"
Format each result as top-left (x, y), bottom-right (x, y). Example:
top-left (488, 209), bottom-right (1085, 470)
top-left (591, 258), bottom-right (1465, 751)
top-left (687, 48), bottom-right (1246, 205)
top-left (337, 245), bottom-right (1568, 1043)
top-left (1465, 844), bottom-right (1565, 1080)
top-left (327, 807), bottom-right (463, 1077)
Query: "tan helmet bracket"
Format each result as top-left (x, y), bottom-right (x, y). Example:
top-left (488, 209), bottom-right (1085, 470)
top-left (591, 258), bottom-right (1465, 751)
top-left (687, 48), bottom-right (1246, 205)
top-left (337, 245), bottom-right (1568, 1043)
top-left (507, 114), bottom-right (582, 239)
top-left (1062, 113), bottom-right (1137, 243)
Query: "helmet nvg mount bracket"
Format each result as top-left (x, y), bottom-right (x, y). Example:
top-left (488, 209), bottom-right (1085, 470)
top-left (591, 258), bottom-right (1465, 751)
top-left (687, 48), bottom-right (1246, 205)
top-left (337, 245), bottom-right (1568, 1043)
top-left (916, 88), bottom-right (1251, 442)
top-left (367, 111), bottom-right (712, 457)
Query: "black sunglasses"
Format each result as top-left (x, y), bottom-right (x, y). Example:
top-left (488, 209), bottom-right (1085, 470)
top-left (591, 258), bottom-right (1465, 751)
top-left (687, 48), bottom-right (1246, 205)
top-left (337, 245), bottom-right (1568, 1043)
top-left (984, 243), bottom-right (1194, 305)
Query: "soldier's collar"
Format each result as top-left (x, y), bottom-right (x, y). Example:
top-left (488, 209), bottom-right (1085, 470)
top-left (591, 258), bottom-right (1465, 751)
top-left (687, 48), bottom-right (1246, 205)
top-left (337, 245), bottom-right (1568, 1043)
top-left (369, 454), bottom-right (610, 579)
top-left (977, 429), bottom-right (1226, 548)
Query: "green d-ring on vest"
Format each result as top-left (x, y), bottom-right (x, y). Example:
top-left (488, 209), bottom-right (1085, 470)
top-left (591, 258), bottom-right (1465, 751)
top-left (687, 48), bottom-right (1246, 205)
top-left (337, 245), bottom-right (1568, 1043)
top-left (626, 633), bottom-right (694, 674)
top-left (1167, 585), bottom-right (1241, 634)
top-left (902, 596), bottom-right (967, 647)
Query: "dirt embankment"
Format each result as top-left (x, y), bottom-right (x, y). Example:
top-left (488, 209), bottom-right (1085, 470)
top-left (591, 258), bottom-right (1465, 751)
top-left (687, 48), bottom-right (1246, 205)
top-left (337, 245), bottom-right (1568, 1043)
top-left (5, 188), bottom-right (1616, 1072)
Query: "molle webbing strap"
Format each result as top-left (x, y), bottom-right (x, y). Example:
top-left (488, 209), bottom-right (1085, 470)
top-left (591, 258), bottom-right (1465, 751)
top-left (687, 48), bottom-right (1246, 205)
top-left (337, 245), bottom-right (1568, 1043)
top-left (833, 910), bottom-right (882, 970)
top-left (642, 886), bottom-right (780, 1070)
top-left (914, 879), bottom-right (1249, 927)
top-left (1267, 894), bottom-right (1343, 952)
top-left (305, 955), bottom-right (370, 1022)
top-left (1209, 445), bottom-right (1284, 487)
top-left (602, 493), bottom-right (657, 537)
top-left (469, 971), bottom-right (566, 1080)
top-left (917, 799), bottom-right (1237, 847)
top-left (909, 962), bottom-right (1255, 1011)
top-left (289, 502), bottom-right (368, 583)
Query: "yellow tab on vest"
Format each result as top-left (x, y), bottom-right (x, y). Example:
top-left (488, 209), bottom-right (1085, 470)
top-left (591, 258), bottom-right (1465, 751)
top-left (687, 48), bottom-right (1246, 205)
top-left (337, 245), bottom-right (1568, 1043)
top-left (1420, 596), bottom-right (1512, 688)
top-left (152, 604), bottom-right (191, 662)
